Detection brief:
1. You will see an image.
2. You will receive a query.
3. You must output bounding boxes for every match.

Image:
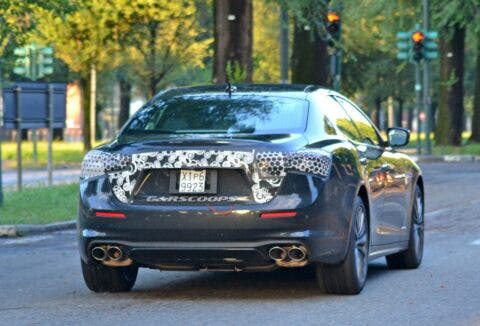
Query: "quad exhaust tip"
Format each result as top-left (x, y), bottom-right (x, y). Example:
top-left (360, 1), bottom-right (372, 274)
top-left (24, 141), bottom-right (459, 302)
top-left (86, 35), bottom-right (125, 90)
top-left (91, 246), bottom-right (107, 261)
top-left (268, 246), bottom-right (288, 261)
top-left (107, 246), bottom-right (123, 261)
top-left (288, 246), bottom-right (307, 261)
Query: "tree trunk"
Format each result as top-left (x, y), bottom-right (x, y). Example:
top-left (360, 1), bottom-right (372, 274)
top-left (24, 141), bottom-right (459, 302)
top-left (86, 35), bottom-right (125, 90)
top-left (213, 0), bottom-right (253, 84)
top-left (435, 25), bottom-right (465, 146)
top-left (396, 99), bottom-right (404, 128)
top-left (372, 97), bottom-right (382, 128)
top-left (407, 107), bottom-right (414, 131)
top-left (290, 14), bottom-right (329, 86)
top-left (470, 32), bottom-right (480, 143)
top-left (148, 23), bottom-right (158, 98)
top-left (118, 77), bottom-right (132, 129)
top-left (80, 76), bottom-right (91, 152)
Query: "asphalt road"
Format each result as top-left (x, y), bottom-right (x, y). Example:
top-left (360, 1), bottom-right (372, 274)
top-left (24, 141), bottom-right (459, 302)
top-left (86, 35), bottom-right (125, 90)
top-left (1, 162), bottom-right (479, 326)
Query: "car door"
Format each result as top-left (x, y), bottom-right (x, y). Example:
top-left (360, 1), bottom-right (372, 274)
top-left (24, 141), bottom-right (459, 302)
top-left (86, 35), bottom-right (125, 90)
top-left (379, 150), bottom-right (410, 241)
top-left (322, 96), bottom-right (389, 246)
top-left (335, 97), bottom-right (403, 245)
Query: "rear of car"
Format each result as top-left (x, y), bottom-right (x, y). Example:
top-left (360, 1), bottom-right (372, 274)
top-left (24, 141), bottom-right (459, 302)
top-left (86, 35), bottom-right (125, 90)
top-left (78, 84), bottom-right (422, 295)
top-left (78, 89), bottom-right (348, 271)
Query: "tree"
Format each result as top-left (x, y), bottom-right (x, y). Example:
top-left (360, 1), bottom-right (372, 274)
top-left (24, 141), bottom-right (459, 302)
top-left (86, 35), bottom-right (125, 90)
top-left (433, 0), bottom-right (477, 146)
top-left (435, 27), bottom-right (465, 146)
top-left (252, 0), bottom-right (281, 82)
top-left (287, 0), bottom-right (330, 86)
top-left (30, 0), bottom-right (122, 151)
top-left (213, 0), bottom-right (253, 84)
top-left (120, 0), bottom-right (211, 98)
top-left (469, 23), bottom-right (480, 142)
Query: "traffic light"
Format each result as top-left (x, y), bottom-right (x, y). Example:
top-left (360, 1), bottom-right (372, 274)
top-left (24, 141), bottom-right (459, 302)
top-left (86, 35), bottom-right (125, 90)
top-left (396, 31), bottom-right (410, 60)
top-left (411, 30), bottom-right (425, 62)
top-left (396, 27), bottom-right (438, 63)
top-left (12, 44), bottom-right (54, 80)
top-left (39, 47), bottom-right (54, 77)
top-left (13, 47), bottom-right (30, 77)
top-left (326, 10), bottom-right (341, 42)
top-left (424, 31), bottom-right (438, 60)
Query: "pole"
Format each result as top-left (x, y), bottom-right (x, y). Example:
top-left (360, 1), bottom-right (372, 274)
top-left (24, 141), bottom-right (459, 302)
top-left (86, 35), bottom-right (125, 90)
top-left (335, 51), bottom-right (342, 91)
top-left (47, 84), bottom-right (54, 186)
top-left (387, 96), bottom-right (394, 128)
top-left (0, 63), bottom-right (4, 206)
top-left (415, 64), bottom-right (422, 155)
top-left (423, 0), bottom-right (432, 154)
top-left (15, 86), bottom-right (22, 191)
top-left (279, 7), bottom-right (289, 84)
top-left (32, 128), bottom-right (38, 165)
top-left (90, 64), bottom-right (96, 147)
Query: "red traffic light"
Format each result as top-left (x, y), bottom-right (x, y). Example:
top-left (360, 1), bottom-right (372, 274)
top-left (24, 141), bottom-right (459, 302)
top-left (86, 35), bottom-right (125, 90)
top-left (412, 31), bottom-right (425, 43)
top-left (327, 12), bottom-right (340, 23)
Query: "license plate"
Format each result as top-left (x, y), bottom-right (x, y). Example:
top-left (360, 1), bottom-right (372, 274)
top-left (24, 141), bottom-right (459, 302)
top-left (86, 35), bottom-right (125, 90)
top-left (178, 169), bottom-right (206, 193)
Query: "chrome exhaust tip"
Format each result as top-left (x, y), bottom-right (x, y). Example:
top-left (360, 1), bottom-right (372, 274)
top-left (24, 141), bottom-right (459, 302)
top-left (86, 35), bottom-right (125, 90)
top-left (288, 246), bottom-right (306, 261)
top-left (107, 246), bottom-right (123, 261)
top-left (91, 246), bottom-right (107, 261)
top-left (268, 246), bottom-right (287, 261)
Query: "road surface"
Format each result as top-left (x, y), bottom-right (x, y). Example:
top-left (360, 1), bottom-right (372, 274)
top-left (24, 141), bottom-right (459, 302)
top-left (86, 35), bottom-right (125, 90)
top-left (1, 163), bottom-right (479, 325)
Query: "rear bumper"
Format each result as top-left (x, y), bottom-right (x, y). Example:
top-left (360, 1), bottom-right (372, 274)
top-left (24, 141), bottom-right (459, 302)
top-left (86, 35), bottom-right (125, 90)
top-left (78, 171), bottom-right (358, 269)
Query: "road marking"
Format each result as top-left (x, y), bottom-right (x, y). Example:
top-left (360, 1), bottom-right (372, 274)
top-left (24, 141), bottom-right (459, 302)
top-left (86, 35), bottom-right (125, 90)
top-left (425, 208), bottom-right (450, 218)
top-left (2, 235), bottom-right (53, 246)
top-left (471, 239), bottom-right (480, 246)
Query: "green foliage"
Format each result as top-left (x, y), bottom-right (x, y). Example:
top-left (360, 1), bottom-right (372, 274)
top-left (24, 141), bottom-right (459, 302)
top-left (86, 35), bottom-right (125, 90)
top-left (226, 61), bottom-right (247, 83)
top-left (0, 183), bottom-right (78, 225)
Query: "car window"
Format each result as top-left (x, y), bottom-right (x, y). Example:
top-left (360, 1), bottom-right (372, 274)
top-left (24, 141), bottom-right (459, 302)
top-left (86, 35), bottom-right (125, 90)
top-left (319, 96), bottom-right (362, 142)
top-left (123, 95), bottom-right (308, 136)
top-left (336, 97), bottom-right (381, 146)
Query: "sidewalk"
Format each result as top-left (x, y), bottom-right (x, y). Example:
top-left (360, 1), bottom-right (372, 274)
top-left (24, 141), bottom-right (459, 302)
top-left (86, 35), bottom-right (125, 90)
top-left (1, 167), bottom-right (81, 188)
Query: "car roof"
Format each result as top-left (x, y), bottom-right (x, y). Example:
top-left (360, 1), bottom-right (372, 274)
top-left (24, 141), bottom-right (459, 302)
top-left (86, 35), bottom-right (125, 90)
top-left (152, 84), bottom-right (338, 101)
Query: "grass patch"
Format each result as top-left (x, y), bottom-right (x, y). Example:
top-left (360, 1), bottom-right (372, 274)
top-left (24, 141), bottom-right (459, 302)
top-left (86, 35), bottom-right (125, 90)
top-left (431, 143), bottom-right (480, 156)
top-left (2, 141), bottom-right (85, 169)
top-left (0, 183), bottom-right (78, 225)
top-left (402, 132), bottom-right (480, 156)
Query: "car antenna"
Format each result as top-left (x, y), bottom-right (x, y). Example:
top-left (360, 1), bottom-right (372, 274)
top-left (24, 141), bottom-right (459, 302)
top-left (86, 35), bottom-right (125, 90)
top-left (225, 79), bottom-right (236, 97)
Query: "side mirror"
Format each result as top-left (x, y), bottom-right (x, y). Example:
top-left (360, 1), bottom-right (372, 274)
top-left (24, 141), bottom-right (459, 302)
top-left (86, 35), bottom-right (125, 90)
top-left (387, 128), bottom-right (410, 147)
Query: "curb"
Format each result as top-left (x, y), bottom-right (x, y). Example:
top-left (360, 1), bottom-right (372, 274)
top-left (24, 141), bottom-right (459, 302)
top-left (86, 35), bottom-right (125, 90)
top-left (411, 155), bottom-right (480, 163)
top-left (0, 220), bottom-right (76, 237)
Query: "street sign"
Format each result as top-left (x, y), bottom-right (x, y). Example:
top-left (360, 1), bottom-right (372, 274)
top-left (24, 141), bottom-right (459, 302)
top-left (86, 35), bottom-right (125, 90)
top-left (2, 82), bottom-right (66, 129)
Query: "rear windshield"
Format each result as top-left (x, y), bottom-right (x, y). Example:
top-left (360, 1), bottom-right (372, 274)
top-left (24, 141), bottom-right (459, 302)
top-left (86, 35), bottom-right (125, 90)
top-left (121, 95), bottom-right (308, 136)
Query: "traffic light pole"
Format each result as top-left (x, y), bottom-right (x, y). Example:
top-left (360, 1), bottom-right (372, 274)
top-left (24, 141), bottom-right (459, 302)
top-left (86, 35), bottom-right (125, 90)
top-left (423, 0), bottom-right (432, 154)
top-left (415, 64), bottom-right (422, 155)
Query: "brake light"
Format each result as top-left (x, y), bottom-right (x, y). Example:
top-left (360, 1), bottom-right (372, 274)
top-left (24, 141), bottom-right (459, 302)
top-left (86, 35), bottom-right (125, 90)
top-left (260, 211), bottom-right (297, 218)
top-left (95, 211), bottom-right (126, 219)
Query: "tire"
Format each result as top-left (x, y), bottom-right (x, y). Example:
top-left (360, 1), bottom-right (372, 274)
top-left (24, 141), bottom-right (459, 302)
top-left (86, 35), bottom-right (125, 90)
top-left (316, 196), bottom-right (369, 295)
top-left (81, 259), bottom-right (138, 293)
top-left (386, 184), bottom-right (424, 269)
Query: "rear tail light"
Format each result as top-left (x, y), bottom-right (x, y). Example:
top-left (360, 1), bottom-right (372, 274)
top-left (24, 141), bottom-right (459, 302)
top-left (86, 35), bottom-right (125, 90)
top-left (81, 150), bottom-right (131, 180)
top-left (255, 149), bottom-right (332, 178)
top-left (260, 211), bottom-right (297, 218)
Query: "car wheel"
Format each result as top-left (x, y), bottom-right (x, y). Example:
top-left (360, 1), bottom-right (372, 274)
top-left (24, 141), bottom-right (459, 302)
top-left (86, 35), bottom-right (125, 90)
top-left (316, 196), bottom-right (369, 295)
top-left (386, 184), bottom-right (424, 269)
top-left (81, 259), bottom-right (138, 293)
